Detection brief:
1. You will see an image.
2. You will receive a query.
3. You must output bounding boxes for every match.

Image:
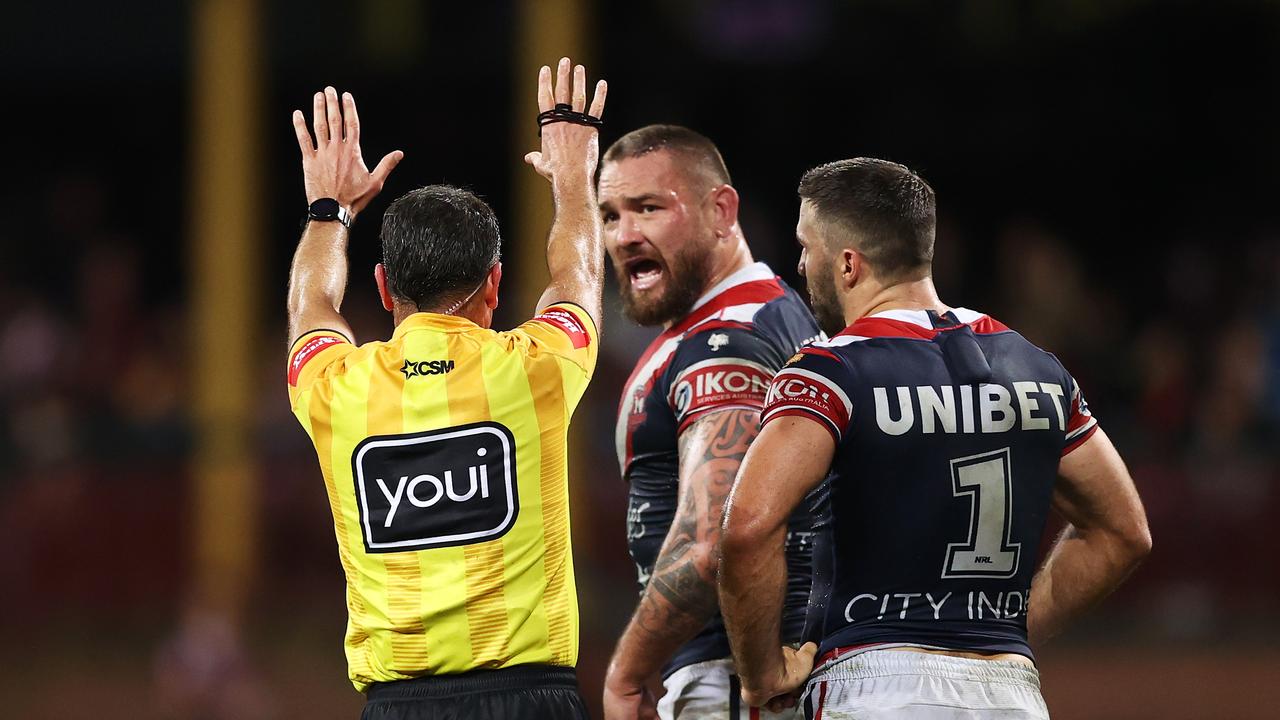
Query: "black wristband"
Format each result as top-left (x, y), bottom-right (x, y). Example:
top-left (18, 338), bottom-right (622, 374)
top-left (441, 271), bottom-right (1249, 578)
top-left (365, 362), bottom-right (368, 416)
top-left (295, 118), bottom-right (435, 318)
top-left (537, 103), bottom-right (603, 136)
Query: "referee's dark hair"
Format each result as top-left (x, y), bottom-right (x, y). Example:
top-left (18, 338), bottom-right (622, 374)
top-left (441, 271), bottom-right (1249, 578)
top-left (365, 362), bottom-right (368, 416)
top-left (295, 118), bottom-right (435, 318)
top-left (798, 158), bottom-right (936, 282)
top-left (602, 124), bottom-right (732, 191)
top-left (380, 185), bottom-right (502, 310)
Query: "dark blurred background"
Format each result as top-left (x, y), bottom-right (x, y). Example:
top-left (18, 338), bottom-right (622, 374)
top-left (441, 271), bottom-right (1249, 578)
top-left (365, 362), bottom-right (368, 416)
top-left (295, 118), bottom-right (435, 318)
top-left (2, 1), bottom-right (1278, 718)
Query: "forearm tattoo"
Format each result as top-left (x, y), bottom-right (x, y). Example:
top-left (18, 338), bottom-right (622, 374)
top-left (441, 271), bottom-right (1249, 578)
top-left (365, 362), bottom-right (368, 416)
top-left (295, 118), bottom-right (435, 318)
top-left (635, 409), bottom-right (760, 637)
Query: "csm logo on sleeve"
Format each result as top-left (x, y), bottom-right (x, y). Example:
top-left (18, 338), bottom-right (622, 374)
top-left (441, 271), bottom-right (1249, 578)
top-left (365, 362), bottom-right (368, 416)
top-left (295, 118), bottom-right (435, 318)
top-left (352, 421), bottom-right (518, 552)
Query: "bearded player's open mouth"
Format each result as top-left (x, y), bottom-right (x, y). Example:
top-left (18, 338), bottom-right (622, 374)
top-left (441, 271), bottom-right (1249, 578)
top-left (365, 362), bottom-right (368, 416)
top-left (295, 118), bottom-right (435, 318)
top-left (626, 258), bottom-right (664, 291)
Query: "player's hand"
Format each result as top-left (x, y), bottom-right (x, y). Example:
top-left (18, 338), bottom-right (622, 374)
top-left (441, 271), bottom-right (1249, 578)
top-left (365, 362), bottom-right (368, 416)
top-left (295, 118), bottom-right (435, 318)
top-left (740, 642), bottom-right (818, 710)
top-left (291, 87), bottom-right (403, 219)
top-left (602, 674), bottom-right (659, 720)
top-left (524, 57), bottom-right (607, 185)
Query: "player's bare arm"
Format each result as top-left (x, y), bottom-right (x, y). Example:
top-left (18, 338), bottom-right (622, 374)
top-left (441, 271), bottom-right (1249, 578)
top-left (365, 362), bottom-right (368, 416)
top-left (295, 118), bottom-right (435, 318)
top-left (718, 416), bottom-right (827, 709)
top-left (287, 87), bottom-right (404, 344)
top-left (524, 57), bottom-right (608, 328)
top-left (603, 408), bottom-right (758, 720)
top-left (1027, 428), bottom-right (1152, 646)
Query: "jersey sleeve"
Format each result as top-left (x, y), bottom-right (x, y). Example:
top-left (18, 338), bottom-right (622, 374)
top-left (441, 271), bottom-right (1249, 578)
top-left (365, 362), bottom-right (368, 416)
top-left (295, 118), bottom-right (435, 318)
top-left (286, 329), bottom-right (357, 407)
top-left (1062, 374), bottom-right (1099, 455)
top-left (507, 302), bottom-right (599, 410)
top-left (664, 326), bottom-right (783, 435)
top-left (760, 346), bottom-right (855, 444)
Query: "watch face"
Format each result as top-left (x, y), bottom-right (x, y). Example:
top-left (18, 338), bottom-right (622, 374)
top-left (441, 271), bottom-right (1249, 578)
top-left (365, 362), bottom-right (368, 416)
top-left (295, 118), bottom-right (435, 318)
top-left (309, 198), bottom-right (340, 219)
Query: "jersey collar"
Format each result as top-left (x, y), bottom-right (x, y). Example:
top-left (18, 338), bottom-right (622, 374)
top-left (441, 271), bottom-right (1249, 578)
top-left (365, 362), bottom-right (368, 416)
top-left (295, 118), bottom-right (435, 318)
top-left (392, 312), bottom-right (480, 340)
top-left (867, 308), bottom-right (948, 329)
top-left (838, 307), bottom-right (1006, 340)
top-left (689, 261), bottom-right (776, 314)
top-left (666, 261), bottom-right (783, 336)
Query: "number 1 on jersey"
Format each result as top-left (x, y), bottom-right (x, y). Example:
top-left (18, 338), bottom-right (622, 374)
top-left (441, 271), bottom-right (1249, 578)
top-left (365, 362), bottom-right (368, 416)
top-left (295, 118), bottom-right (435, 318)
top-left (942, 448), bottom-right (1021, 578)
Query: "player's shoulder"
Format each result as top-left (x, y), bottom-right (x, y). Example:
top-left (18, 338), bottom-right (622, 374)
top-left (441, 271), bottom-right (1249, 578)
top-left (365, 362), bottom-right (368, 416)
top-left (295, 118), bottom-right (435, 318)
top-left (692, 261), bottom-right (809, 328)
top-left (774, 340), bottom-right (855, 388)
top-left (674, 321), bottom-right (784, 368)
top-left (948, 308), bottom-right (1069, 372)
top-left (664, 326), bottom-right (781, 431)
top-left (678, 282), bottom-right (813, 353)
top-left (665, 263), bottom-right (819, 372)
top-left (840, 307), bottom-right (1072, 381)
top-left (763, 274), bottom-right (816, 316)
top-left (763, 345), bottom-right (856, 442)
top-left (757, 285), bottom-right (822, 335)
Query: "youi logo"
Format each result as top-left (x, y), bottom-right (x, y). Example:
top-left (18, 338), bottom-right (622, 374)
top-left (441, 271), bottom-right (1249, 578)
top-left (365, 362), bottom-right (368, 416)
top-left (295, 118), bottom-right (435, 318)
top-left (352, 422), bottom-right (519, 552)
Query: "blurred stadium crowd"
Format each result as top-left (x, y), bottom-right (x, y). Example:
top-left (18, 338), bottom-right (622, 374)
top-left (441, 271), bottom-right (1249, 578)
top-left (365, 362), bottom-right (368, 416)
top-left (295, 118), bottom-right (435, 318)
top-left (4, 170), bottom-right (1277, 637)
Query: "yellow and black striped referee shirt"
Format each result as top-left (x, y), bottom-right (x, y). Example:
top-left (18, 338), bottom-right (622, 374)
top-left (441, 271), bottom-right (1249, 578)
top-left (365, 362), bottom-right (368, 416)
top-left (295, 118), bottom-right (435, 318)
top-left (286, 303), bottom-right (597, 691)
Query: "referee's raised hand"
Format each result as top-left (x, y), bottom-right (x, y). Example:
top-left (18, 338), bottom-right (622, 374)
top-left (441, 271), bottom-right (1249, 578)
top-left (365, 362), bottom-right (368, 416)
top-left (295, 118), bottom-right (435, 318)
top-left (524, 57), bottom-right (608, 183)
top-left (524, 57), bottom-right (608, 327)
top-left (291, 87), bottom-right (404, 220)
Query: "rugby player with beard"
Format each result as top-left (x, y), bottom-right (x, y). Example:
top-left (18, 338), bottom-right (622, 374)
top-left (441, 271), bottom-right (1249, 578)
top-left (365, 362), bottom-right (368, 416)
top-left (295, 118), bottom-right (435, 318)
top-left (598, 125), bottom-right (825, 720)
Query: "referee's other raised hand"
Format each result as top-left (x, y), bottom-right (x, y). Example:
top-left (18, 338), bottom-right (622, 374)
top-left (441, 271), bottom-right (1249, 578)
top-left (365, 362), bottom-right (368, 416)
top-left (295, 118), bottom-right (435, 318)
top-left (291, 87), bottom-right (403, 220)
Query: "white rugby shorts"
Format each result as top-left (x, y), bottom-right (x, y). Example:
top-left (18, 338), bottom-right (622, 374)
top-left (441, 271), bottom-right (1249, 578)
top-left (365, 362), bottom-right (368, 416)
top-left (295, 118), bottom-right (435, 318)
top-left (800, 649), bottom-right (1049, 719)
top-left (660, 657), bottom-right (804, 720)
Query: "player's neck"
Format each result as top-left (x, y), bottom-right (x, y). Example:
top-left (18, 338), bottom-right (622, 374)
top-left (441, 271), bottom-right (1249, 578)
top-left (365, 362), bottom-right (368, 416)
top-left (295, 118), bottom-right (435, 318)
top-left (660, 234), bottom-right (754, 331)
top-left (392, 303), bottom-right (417, 327)
top-left (847, 276), bottom-right (948, 323)
top-left (392, 298), bottom-right (489, 329)
top-left (698, 234), bottom-right (755, 302)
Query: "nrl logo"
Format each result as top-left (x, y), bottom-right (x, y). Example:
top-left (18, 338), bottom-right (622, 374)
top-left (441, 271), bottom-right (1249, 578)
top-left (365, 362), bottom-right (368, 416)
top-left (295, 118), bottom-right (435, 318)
top-left (707, 333), bottom-right (729, 352)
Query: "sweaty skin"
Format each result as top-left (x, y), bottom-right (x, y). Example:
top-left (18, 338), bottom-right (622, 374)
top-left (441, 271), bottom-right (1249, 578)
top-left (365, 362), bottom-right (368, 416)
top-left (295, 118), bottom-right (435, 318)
top-left (287, 59), bottom-right (608, 342)
top-left (718, 197), bottom-right (1150, 708)
top-left (599, 149), bottom-right (764, 720)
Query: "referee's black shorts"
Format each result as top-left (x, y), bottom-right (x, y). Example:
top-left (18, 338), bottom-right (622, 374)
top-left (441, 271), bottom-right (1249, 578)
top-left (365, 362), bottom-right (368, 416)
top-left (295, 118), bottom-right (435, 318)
top-left (362, 664), bottom-right (589, 720)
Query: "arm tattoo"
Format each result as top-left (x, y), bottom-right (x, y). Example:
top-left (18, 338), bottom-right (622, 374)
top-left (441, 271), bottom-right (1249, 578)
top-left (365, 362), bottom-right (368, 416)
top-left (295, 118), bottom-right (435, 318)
top-left (634, 409), bottom-right (760, 637)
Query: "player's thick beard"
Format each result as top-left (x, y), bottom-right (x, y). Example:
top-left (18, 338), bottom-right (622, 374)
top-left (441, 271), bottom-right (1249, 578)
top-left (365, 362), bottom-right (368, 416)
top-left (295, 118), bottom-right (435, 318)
top-left (617, 245), bottom-right (714, 327)
top-left (807, 270), bottom-right (847, 337)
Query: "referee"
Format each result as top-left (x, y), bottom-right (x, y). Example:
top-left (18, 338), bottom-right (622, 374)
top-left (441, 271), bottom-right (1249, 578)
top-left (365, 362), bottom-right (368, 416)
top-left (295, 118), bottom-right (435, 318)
top-left (285, 59), bottom-right (607, 719)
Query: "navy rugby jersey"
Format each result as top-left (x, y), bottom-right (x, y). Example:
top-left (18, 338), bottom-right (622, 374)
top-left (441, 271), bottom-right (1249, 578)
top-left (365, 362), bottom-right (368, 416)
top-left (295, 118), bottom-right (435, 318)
top-left (616, 262), bottom-right (825, 676)
top-left (760, 308), bottom-right (1098, 661)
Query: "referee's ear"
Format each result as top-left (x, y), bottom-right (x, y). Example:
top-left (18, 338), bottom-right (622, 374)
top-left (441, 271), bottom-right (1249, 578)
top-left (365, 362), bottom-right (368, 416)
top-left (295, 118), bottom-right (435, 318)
top-left (484, 262), bottom-right (503, 311)
top-left (374, 263), bottom-right (395, 312)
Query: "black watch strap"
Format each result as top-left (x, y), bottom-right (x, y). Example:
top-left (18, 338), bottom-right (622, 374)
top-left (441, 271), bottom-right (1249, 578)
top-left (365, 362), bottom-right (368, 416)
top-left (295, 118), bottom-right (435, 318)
top-left (307, 198), bottom-right (353, 228)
